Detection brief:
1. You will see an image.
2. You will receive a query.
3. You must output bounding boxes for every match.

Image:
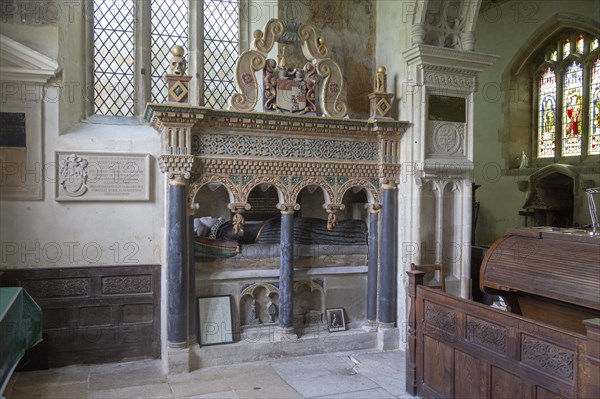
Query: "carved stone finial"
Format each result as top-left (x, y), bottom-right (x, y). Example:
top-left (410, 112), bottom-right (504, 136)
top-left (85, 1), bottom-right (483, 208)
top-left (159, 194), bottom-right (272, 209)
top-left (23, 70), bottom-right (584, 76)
top-left (169, 45), bottom-right (187, 76)
top-left (369, 65), bottom-right (394, 120)
top-left (374, 66), bottom-right (387, 93)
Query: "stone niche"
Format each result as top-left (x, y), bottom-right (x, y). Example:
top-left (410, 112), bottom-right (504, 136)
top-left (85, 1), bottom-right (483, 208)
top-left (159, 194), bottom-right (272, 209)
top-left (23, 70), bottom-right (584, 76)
top-left (239, 280), bottom-right (324, 328)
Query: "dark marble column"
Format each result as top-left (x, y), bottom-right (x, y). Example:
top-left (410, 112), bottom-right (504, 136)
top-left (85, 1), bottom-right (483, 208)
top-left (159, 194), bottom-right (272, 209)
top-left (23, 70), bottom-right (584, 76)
top-left (188, 214), bottom-right (196, 343)
top-left (378, 182), bottom-right (398, 326)
top-left (276, 203), bottom-right (298, 337)
top-left (167, 179), bottom-right (189, 345)
top-left (366, 204), bottom-right (381, 324)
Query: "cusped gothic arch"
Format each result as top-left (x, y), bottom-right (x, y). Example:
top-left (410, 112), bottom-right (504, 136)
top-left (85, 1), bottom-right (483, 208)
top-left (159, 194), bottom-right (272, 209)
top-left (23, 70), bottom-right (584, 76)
top-left (241, 177), bottom-right (289, 205)
top-left (290, 178), bottom-right (335, 206)
top-left (337, 179), bottom-right (381, 205)
top-left (188, 176), bottom-right (240, 208)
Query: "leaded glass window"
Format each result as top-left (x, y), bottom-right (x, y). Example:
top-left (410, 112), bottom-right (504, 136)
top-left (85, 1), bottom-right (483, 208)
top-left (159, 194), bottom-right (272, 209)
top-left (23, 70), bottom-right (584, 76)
top-left (534, 32), bottom-right (599, 160)
top-left (563, 62), bottom-right (583, 156)
top-left (203, 0), bottom-right (240, 108)
top-left (93, 0), bottom-right (135, 116)
top-left (591, 58), bottom-right (600, 155)
top-left (91, 0), bottom-right (240, 117)
top-left (151, 0), bottom-right (189, 103)
top-left (538, 68), bottom-right (556, 158)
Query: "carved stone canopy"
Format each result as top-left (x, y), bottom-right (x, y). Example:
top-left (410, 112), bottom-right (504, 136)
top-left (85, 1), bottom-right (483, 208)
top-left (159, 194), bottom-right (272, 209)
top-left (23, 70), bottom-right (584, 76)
top-left (229, 19), bottom-right (347, 118)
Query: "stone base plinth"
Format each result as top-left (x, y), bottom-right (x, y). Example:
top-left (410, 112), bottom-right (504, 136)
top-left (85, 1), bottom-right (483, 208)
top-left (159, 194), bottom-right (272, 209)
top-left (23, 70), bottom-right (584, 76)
top-left (377, 325), bottom-right (400, 350)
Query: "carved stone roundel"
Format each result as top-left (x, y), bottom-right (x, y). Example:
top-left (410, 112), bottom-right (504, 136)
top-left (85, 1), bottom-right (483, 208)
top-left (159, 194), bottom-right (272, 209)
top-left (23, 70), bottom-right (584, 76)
top-left (433, 123), bottom-right (461, 154)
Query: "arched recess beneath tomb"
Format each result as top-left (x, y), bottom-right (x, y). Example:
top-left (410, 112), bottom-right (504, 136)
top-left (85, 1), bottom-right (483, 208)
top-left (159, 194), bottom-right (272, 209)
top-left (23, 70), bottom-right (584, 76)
top-left (189, 183), bottom-right (233, 221)
top-left (293, 280), bottom-right (325, 326)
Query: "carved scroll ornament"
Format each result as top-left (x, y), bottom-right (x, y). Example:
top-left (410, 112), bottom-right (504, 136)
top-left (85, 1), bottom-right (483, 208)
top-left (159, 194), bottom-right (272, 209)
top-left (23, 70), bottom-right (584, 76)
top-left (230, 19), bottom-right (347, 118)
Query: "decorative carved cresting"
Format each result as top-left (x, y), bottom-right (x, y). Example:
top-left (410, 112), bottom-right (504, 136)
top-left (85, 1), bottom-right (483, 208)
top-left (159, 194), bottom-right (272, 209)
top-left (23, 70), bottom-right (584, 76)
top-left (466, 316), bottom-right (507, 354)
top-left (230, 18), bottom-right (347, 118)
top-left (521, 335), bottom-right (575, 380)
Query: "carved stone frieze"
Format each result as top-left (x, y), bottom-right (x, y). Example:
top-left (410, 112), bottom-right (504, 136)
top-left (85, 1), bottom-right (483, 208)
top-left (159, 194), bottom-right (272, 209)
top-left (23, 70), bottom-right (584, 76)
top-left (429, 121), bottom-right (466, 158)
top-left (521, 335), bottom-right (574, 380)
top-left (466, 316), bottom-right (507, 354)
top-left (196, 133), bottom-right (379, 162)
top-left (423, 70), bottom-right (476, 90)
top-left (102, 275), bottom-right (152, 295)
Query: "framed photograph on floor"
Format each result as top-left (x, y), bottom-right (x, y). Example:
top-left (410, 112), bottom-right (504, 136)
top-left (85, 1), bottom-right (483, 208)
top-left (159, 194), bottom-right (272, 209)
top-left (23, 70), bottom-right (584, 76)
top-left (197, 295), bottom-right (234, 345)
top-left (326, 308), bottom-right (346, 332)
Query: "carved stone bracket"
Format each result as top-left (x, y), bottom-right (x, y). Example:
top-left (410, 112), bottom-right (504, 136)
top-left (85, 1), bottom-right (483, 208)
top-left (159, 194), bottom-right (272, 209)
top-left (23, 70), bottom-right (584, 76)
top-left (158, 155), bottom-right (195, 182)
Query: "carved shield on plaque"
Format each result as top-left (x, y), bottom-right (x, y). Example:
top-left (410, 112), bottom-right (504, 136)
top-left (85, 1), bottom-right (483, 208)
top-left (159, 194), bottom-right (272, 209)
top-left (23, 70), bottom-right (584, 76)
top-left (276, 79), bottom-right (307, 112)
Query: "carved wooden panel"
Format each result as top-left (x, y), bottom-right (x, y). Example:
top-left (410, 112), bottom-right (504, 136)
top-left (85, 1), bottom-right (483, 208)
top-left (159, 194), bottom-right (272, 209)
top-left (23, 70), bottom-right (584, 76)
top-left (410, 285), bottom-right (589, 399)
top-left (491, 366), bottom-right (524, 399)
top-left (424, 300), bottom-right (457, 337)
top-left (102, 275), bottom-right (153, 295)
top-left (1, 265), bottom-right (161, 367)
top-left (521, 335), bottom-right (574, 380)
top-left (423, 335), bottom-right (454, 398)
top-left (466, 315), bottom-right (507, 354)
top-left (22, 278), bottom-right (88, 298)
top-left (454, 350), bottom-right (489, 399)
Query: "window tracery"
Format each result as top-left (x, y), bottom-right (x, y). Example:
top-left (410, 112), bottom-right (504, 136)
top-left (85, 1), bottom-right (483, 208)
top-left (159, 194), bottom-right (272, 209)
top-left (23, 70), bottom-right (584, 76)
top-left (534, 31), bottom-right (600, 159)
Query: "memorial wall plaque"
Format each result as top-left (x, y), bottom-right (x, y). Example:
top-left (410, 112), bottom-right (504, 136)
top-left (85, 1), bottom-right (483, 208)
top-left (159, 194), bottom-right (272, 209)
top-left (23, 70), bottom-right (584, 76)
top-left (0, 112), bottom-right (27, 148)
top-left (428, 95), bottom-right (466, 123)
top-left (55, 152), bottom-right (151, 201)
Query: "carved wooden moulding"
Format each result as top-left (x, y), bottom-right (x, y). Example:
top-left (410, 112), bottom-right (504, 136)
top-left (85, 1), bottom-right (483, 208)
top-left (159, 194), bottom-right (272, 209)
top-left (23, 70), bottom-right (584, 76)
top-left (230, 19), bottom-right (347, 118)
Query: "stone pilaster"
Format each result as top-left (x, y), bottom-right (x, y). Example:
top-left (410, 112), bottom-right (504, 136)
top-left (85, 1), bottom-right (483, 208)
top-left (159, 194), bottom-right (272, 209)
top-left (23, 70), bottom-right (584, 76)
top-left (363, 203), bottom-right (381, 332)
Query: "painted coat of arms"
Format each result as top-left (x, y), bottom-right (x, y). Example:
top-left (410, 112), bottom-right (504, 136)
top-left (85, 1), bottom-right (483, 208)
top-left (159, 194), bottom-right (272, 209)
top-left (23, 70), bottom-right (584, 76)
top-left (264, 45), bottom-right (318, 114)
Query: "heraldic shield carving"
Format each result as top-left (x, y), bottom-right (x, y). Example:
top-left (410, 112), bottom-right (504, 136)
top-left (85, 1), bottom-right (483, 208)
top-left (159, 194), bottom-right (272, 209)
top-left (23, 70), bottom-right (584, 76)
top-left (230, 19), bottom-right (347, 118)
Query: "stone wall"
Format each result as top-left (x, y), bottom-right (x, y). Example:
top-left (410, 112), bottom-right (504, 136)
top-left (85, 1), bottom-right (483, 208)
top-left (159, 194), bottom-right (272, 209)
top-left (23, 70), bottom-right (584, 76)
top-left (279, 0), bottom-right (376, 119)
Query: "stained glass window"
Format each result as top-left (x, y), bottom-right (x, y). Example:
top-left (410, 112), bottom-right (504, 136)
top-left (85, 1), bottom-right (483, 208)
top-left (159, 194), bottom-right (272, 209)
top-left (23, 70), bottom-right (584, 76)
top-left (593, 38), bottom-right (599, 51)
top-left (563, 39), bottom-right (570, 57)
top-left (563, 62), bottom-right (583, 156)
top-left (203, 0), bottom-right (240, 108)
top-left (151, 0), bottom-right (189, 104)
top-left (549, 50), bottom-right (557, 62)
top-left (576, 35), bottom-right (584, 53)
top-left (538, 68), bottom-right (557, 158)
top-left (590, 58), bottom-right (600, 155)
top-left (93, 0), bottom-right (135, 116)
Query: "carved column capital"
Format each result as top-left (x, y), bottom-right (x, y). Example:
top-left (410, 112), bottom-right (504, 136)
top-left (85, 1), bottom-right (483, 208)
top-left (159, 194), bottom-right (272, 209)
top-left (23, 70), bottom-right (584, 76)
top-left (277, 203), bottom-right (300, 214)
top-left (158, 155), bottom-right (195, 185)
top-left (227, 202), bottom-right (251, 213)
top-left (381, 179), bottom-right (398, 190)
top-left (323, 203), bottom-right (345, 213)
top-left (365, 203), bottom-right (382, 213)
